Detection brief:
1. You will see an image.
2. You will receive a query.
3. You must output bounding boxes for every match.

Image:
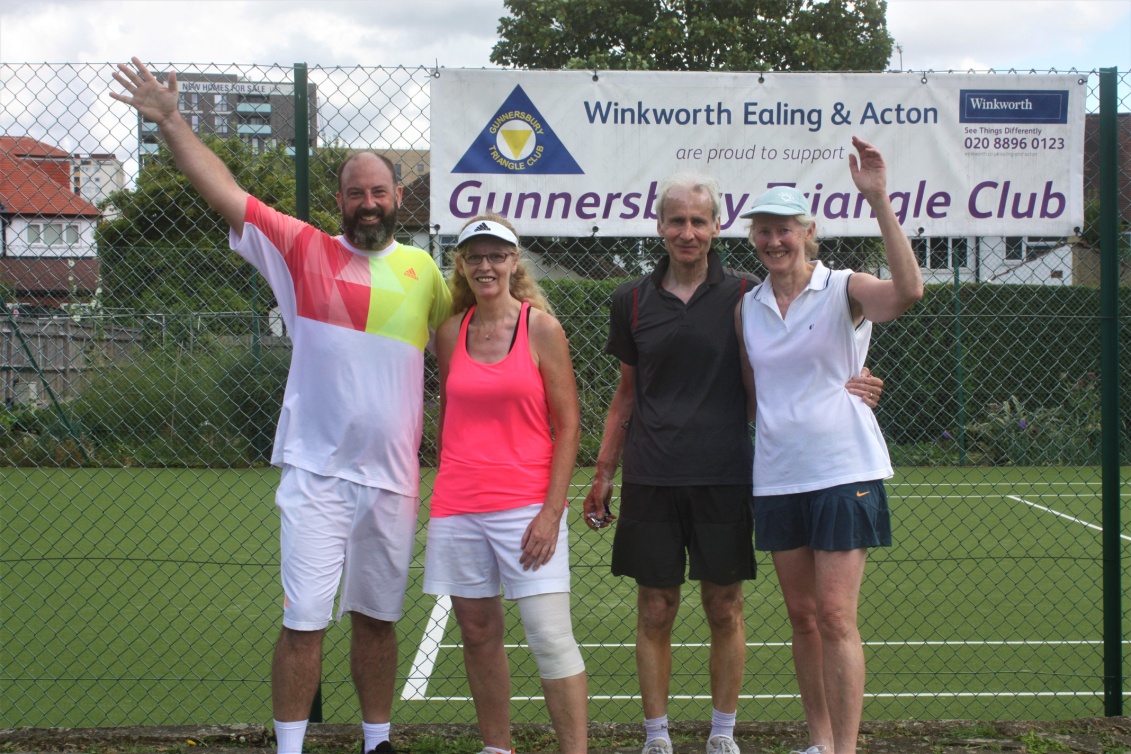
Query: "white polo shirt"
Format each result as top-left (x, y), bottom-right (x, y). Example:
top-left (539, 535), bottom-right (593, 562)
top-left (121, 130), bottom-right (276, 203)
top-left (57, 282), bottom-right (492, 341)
top-left (740, 262), bottom-right (892, 496)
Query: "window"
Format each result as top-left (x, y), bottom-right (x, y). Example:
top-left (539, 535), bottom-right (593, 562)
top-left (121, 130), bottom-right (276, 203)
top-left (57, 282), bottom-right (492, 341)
top-left (178, 92), bottom-right (199, 110)
top-left (913, 237), bottom-right (969, 269)
top-left (190, 114), bottom-right (200, 131)
top-left (25, 223), bottom-right (79, 246)
top-left (952, 238), bottom-right (968, 268)
top-left (1025, 237), bottom-right (1062, 261)
top-left (911, 238), bottom-right (927, 268)
top-left (1005, 236), bottom-right (1066, 262)
top-left (1006, 236), bottom-right (1023, 260)
top-left (214, 94), bottom-right (231, 113)
top-left (215, 115), bottom-right (229, 134)
top-left (929, 237), bottom-right (949, 269)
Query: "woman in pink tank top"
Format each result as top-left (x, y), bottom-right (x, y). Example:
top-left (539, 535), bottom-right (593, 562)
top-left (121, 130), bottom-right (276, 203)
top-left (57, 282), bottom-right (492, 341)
top-left (423, 214), bottom-right (587, 754)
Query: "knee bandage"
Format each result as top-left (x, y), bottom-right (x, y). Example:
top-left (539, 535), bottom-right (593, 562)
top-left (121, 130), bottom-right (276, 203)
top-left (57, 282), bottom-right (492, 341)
top-left (517, 592), bottom-right (585, 679)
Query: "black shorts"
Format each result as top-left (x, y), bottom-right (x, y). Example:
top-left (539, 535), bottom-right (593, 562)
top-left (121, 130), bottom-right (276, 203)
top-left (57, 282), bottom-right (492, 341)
top-left (611, 483), bottom-right (756, 588)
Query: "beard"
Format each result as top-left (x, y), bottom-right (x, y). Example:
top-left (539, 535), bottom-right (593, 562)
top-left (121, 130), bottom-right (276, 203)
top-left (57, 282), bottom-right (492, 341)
top-left (342, 200), bottom-right (399, 250)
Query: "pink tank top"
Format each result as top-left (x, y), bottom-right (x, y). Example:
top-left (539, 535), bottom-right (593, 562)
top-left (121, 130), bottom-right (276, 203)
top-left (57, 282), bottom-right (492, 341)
top-left (430, 302), bottom-right (555, 517)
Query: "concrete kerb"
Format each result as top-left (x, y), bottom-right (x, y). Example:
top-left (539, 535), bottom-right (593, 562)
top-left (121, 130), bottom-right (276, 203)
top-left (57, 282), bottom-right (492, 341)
top-left (4, 719), bottom-right (1131, 754)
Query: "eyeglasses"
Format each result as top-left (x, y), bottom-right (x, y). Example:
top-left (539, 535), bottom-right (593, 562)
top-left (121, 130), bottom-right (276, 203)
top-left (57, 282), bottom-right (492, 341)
top-left (462, 252), bottom-right (513, 265)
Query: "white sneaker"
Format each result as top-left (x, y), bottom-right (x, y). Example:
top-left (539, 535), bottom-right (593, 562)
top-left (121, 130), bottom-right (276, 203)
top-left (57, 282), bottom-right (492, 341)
top-left (643, 739), bottom-right (674, 754)
top-left (706, 735), bottom-right (740, 754)
top-left (789, 746), bottom-right (827, 754)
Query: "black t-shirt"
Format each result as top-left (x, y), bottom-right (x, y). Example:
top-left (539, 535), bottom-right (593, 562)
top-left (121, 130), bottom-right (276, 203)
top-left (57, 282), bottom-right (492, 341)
top-left (606, 250), bottom-right (757, 486)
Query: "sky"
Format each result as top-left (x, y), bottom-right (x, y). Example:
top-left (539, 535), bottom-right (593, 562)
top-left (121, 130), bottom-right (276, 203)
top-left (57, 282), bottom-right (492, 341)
top-left (0, 0), bottom-right (1126, 172)
top-left (0, 0), bottom-right (1128, 73)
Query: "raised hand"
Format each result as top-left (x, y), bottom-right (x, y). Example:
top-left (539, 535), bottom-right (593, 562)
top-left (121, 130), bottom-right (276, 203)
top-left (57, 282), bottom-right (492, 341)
top-left (110, 57), bottom-right (178, 126)
top-left (107, 56), bottom-right (248, 232)
top-left (848, 135), bottom-right (888, 202)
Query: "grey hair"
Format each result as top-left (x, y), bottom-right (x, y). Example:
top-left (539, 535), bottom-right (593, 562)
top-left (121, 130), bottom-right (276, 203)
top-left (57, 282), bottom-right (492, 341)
top-left (654, 173), bottom-right (721, 223)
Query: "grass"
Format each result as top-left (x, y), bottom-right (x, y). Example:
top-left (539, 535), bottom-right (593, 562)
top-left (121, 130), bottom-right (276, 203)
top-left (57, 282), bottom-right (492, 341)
top-left (1018, 730), bottom-right (1074, 754)
top-left (3, 465), bottom-right (1129, 728)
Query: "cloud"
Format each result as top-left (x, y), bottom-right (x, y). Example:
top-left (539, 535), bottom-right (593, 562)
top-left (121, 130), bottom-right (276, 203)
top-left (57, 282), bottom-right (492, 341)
top-left (886, 0), bottom-right (1130, 72)
top-left (0, 0), bottom-right (505, 67)
top-left (3, 0), bottom-right (1127, 72)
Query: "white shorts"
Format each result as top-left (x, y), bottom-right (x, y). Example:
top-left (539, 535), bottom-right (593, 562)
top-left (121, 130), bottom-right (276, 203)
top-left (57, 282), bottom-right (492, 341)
top-left (277, 465), bottom-right (420, 630)
top-left (423, 504), bottom-right (571, 600)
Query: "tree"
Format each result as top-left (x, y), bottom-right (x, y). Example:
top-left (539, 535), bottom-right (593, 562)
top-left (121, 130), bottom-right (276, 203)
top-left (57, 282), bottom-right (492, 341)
top-left (491, 0), bottom-right (894, 72)
top-left (97, 138), bottom-right (343, 317)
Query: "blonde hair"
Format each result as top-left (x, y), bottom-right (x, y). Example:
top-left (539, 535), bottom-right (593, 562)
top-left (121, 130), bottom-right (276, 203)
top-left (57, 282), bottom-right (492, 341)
top-left (448, 213), bottom-right (553, 315)
top-left (746, 213), bottom-right (821, 260)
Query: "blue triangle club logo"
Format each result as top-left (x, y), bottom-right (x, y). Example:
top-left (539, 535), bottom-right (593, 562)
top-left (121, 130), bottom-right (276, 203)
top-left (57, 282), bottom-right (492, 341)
top-left (452, 85), bottom-right (584, 175)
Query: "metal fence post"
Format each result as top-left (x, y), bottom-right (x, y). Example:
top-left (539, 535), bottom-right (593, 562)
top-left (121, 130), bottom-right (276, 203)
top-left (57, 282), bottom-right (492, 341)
top-left (952, 262), bottom-right (968, 465)
top-left (295, 63), bottom-right (310, 223)
top-left (291, 60), bottom-right (322, 724)
top-left (1098, 65), bottom-right (1122, 717)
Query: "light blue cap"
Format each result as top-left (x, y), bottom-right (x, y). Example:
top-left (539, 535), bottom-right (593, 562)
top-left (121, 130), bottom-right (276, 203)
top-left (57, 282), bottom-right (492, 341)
top-left (739, 186), bottom-right (810, 218)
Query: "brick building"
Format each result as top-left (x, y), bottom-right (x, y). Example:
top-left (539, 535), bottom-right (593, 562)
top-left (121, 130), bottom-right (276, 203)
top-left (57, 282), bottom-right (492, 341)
top-left (139, 72), bottom-right (318, 156)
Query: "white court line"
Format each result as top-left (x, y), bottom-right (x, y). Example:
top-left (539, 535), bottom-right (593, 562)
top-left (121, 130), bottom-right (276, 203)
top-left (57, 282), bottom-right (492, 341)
top-left (402, 594), bottom-right (452, 700)
top-left (437, 639), bottom-right (1123, 650)
top-left (1007, 494), bottom-right (1131, 542)
top-left (912, 494), bottom-right (1107, 500)
top-left (418, 691), bottom-right (1122, 702)
top-left (876, 484), bottom-right (1106, 492)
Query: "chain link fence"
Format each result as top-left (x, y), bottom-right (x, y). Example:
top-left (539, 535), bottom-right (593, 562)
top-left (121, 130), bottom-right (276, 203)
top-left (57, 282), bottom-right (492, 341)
top-left (1, 62), bottom-right (1129, 727)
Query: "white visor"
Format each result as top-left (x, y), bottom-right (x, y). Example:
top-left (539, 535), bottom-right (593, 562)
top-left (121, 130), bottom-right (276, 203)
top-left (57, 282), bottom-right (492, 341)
top-left (457, 220), bottom-right (518, 247)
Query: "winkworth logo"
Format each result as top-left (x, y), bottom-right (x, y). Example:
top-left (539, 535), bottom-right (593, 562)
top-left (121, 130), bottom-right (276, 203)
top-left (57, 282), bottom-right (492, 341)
top-left (959, 89), bottom-right (1069, 124)
top-left (453, 85), bottom-right (583, 174)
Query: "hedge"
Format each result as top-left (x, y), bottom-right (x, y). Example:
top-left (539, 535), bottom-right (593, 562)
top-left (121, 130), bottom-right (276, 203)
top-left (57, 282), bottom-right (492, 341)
top-left (2, 279), bottom-right (1126, 467)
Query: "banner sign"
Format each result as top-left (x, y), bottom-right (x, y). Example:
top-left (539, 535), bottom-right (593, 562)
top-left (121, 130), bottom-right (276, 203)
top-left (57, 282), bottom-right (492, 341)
top-left (431, 70), bottom-right (1086, 237)
top-left (176, 80), bottom-right (293, 96)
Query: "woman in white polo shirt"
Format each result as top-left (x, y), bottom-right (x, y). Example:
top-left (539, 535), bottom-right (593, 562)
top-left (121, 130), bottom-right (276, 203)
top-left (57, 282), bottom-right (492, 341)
top-left (736, 137), bottom-right (923, 754)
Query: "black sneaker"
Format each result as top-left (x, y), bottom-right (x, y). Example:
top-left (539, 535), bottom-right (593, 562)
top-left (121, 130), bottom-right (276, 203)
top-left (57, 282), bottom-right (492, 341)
top-left (365, 740), bottom-right (397, 754)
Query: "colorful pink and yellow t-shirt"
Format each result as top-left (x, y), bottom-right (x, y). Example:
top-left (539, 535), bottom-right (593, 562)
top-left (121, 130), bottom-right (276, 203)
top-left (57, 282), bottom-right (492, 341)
top-left (231, 196), bottom-right (451, 496)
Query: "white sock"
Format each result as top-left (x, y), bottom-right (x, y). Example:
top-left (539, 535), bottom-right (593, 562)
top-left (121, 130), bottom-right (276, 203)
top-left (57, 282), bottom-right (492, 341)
top-left (645, 715), bottom-right (671, 744)
top-left (710, 708), bottom-right (736, 740)
top-left (483, 747), bottom-right (512, 754)
top-left (275, 719), bottom-right (308, 754)
top-left (362, 722), bottom-right (391, 753)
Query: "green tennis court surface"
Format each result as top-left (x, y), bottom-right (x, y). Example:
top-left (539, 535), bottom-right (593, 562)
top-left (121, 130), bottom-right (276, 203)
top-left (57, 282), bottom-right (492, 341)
top-left (3, 465), bottom-right (1127, 726)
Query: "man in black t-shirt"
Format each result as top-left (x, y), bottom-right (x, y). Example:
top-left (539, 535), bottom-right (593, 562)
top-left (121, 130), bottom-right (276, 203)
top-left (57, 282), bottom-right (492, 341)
top-left (583, 173), bottom-right (756, 754)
